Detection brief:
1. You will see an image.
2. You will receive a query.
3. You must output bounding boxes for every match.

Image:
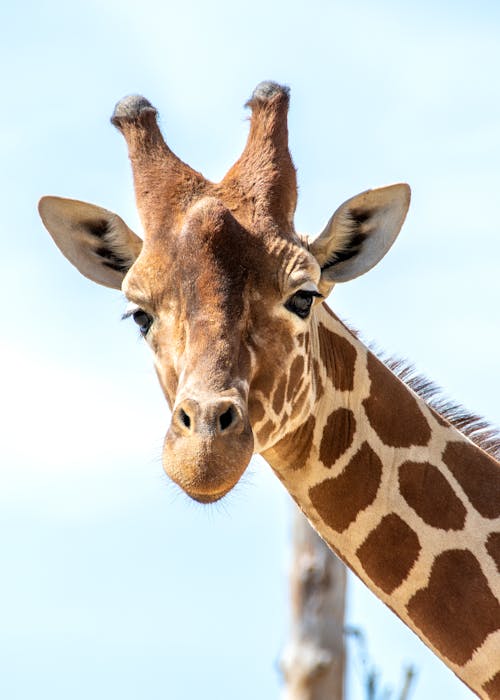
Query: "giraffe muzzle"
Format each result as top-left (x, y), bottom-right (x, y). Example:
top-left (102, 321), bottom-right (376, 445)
top-left (163, 394), bottom-right (254, 503)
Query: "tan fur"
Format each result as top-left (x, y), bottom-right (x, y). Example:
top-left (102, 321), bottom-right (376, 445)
top-left (39, 82), bottom-right (500, 698)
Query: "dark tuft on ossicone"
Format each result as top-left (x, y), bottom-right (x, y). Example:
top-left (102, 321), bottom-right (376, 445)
top-left (249, 81), bottom-right (290, 103)
top-left (111, 95), bottom-right (157, 125)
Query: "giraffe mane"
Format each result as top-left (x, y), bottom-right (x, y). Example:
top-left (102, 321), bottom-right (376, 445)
top-left (378, 354), bottom-right (500, 462)
top-left (340, 317), bottom-right (500, 462)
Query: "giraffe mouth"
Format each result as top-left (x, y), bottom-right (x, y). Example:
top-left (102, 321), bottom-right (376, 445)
top-left (162, 416), bottom-right (254, 504)
top-left (188, 486), bottom-right (234, 504)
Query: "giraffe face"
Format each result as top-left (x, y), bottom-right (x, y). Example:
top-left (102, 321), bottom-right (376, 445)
top-left (121, 195), bottom-right (322, 501)
top-left (39, 82), bottom-right (410, 503)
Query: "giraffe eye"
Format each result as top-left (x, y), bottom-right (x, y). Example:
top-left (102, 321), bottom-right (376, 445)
top-left (132, 309), bottom-right (153, 336)
top-left (285, 290), bottom-right (320, 319)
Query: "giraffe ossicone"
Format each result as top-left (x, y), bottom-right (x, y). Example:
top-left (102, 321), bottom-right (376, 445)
top-left (39, 82), bottom-right (500, 698)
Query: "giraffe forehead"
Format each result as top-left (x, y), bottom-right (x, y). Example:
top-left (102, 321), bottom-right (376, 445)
top-left (175, 198), bottom-right (314, 283)
top-left (127, 197), bottom-right (316, 311)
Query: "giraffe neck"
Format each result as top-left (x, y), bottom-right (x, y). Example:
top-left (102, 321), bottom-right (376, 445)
top-left (262, 303), bottom-right (500, 699)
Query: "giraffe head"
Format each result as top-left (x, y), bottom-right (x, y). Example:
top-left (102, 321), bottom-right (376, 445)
top-left (39, 82), bottom-right (410, 503)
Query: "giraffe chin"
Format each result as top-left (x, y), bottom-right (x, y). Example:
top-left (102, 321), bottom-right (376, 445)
top-left (162, 430), bottom-right (254, 504)
top-left (188, 487), bottom-right (234, 504)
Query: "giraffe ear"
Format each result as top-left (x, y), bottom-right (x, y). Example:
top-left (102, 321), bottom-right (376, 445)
top-left (38, 196), bottom-right (143, 290)
top-left (309, 184), bottom-right (411, 292)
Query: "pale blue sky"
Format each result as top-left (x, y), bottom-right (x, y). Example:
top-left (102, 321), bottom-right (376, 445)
top-left (1, 1), bottom-right (499, 698)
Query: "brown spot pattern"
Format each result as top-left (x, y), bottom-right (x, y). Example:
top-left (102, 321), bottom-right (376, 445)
top-left (304, 332), bottom-right (310, 354)
top-left (248, 397), bottom-right (265, 425)
top-left (257, 419), bottom-right (275, 445)
top-left (286, 355), bottom-right (305, 403)
top-left (363, 353), bottom-right (431, 448)
top-left (272, 375), bottom-right (287, 415)
top-left (309, 442), bottom-right (382, 533)
top-left (319, 408), bottom-right (356, 468)
top-left (430, 406), bottom-right (449, 428)
top-left (486, 532), bottom-right (500, 573)
top-left (483, 671), bottom-right (500, 700)
top-left (305, 350), bottom-right (312, 376)
top-left (356, 513), bottom-right (421, 594)
top-left (407, 549), bottom-right (500, 665)
top-left (442, 441), bottom-right (500, 519)
top-left (291, 384), bottom-right (309, 419)
top-left (251, 370), bottom-right (274, 399)
top-left (317, 323), bottom-right (356, 391)
top-left (271, 415), bottom-right (316, 470)
top-left (312, 358), bottom-right (324, 400)
top-left (399, 461), bottom-right (466, 530)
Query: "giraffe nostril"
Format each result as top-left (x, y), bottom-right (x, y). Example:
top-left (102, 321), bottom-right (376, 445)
top-left (180, 408), bottom-right (191, 429)
top-left (174, 399), bottom-right (242, 436)
top-left (219, 406), bottom-right (234, 432)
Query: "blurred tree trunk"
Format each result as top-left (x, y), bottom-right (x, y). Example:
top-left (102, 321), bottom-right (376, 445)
top-left (281, 508), bottom-right (347, 700)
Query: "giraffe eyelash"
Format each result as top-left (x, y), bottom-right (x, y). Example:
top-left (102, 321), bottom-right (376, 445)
top-left (122, 304), bottom-right (154, 337)
top-left (121, 302), bottom-right (141, 321)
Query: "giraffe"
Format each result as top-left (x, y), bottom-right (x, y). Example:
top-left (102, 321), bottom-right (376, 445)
top-left (38, 82), bottom-right (500, 698)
